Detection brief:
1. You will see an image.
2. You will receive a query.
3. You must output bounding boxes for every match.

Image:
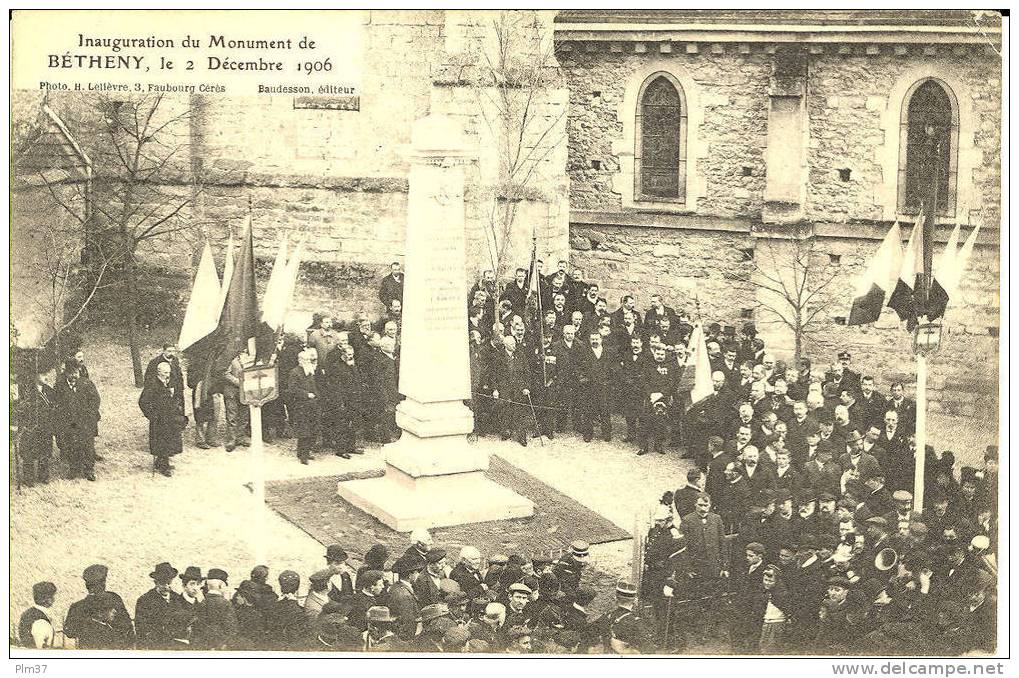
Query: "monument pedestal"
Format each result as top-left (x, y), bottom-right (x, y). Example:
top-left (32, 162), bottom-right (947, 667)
top-left (337, 399), bottom-right (534, 532)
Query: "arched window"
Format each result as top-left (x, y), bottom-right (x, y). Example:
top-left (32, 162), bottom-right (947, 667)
top-left (898, 78), bottom-right (959, 216)
top-left (635, 73), bottom-right (688, 202)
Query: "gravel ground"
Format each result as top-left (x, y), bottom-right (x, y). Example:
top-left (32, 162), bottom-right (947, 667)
top-left (10, 331), bottom-right (997, 644)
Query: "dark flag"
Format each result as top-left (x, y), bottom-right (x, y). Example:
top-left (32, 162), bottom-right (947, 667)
top-left (213, 217), bottom-right (261, 373)
top-left (848, 222), bottom-right (903, 325)
top-left (926, 221), bottom-right (960, 322)
top-left (887, 210), bottom-right (924, 328)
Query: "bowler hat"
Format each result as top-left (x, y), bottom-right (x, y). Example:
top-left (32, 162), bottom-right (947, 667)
top-left (149, 562), bottom-right (178, 583)
top-left (82, 564), bottom-right (108, 583)
top-left (179, 566), bottom-right (204, 583)
top-left (844, 430), bottom-right (864, 444)
top-left (325, 545), bottom-right (348, 563)
top-left (393, 553), bottom-right (426, 575)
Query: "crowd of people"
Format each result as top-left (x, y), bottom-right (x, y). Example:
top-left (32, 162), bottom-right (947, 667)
top-left (13, 259), bottom-right (999, 654)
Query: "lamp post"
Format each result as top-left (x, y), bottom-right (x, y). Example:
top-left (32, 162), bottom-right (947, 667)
top-left (912, 320), bottom-right (942, 512)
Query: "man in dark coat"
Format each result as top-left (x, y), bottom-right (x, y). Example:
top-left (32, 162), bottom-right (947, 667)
top-left (552, 541), bottom-right (589, 597)
top-left (232, 581), bottom-right (268, 649)
top-left (640, 345), bottom-right (679, 455)
top-left (378, 261), bottom-right (405, 310)
top-left (618, 336), bottom-right (648, 444)
top-left (64, 564), bottom-right (134, 649)
top-left (371, 337), bottom-right (400, 443)
top-left (16, 372), bottom-right (57, 486)
top-left (144, 344), bottom-right (184, 398)
top-left (268, 570), bottom-right (313, 650)
top-left (287, 349), bottom-right (321, 464)
top-left (194, 569), bottom-right (239, 650)
top-left (386, 554), bottom-right (425, 641)
top-left (449, 546), bottom-right (488, 600)
top-left (134, 562), bottom-right (181, 650)
top-left (491, 335), bottom-right (532, 446)
top-left (576, 329), bottom-right (616, 442)
top-left (54, 363), bottom-right (101, 481)
top-left (139, 361), bottom-right (187, 477)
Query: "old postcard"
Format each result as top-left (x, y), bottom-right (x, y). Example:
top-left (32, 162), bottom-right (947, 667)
top-left (8, 8), bottom-right (1007, 668)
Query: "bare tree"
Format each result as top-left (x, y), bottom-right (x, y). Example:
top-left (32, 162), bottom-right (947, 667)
top-left (448, 10), bottom-right (566, 282)
top-left (735, 237), bottom-right (843, 363)
top-left (33, 93), bottom-right (212, 386)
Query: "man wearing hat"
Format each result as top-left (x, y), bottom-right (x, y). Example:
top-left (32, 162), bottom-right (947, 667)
top-left (364, 605), bottom-right (398, 651)
top-left (816, 576), bottom-right (854, 652)
top-left (231, 580), bottom-right (267, 649)
top-left (882, 490), bottom-right (922, 531)
top-left (597, 580), bottom-right (641, 653)
top-left (386, 553), bottom-right (425, 641)
top-left (413, 548), bottom-right (449, 606)
top-left (838, 430), bottom-right (881, 490)
top-left (861, 469), bottom-right (895, 518)
top-left (324, 544), bottom-right (355, 602)
top-left (267, 570), bottom-right (312, 650)
top-left (313, 612), bottom-right (362, 651)
top-left (165, 566), bottom-right (204, 646)
top-left (959, 568), bottom-right (996, 653)
top-left (18, 582), bottom-right (57, 648)
top-left (64, 564), bottom-right (134, 649)
top-left (304, 569), bottom-right (332, 619)
top-left (504, 582), bottom-right (532, 629)
top-left (553, 540), bottom-right (589, 596)
top-left (134, 562), bottom-right (181, 650)
top-left (348, 570), bottom-right (386, 632)
top-left (522, 572), bottom-right (564, 629)
top-left (641, 503), bottom-right (682, 601)
top-left (194, 569), bottom-right (238, 650)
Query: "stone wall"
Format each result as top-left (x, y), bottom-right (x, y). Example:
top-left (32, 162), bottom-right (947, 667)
top-left (560, 43), bottom-right (1001, 223)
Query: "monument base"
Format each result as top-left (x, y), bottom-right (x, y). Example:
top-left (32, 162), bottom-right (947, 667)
top-left (336, 424), bottom-right (535, 532)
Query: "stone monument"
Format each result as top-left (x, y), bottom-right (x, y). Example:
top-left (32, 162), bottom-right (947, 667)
top-left (337, 113), bottom-right (535, 531)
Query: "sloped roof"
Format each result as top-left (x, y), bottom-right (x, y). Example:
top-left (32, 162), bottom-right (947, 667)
top-left (13, 102), bottom-right (91, 183)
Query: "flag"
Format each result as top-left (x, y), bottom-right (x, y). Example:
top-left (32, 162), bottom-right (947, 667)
top-left (950, 220), bottom-right (982, 295)
top-left (927, 220), bottom-right (961, 321)
top-left (214, 218), bottom-right (261, 372)
top-left (887, 210), bottom-right (924, 326)
top-left (687, 324), bottom-right (714, 404)
top-left (178, 242), bottom-right (222, 351)
top-left (219, 231), bottom-right (235, 311)
top-left (260, 233), bottom-right (289, 329)
top-left (848, 221), bottom-right (904, 325)
top-left (523, 240), bottom-right (538, 300)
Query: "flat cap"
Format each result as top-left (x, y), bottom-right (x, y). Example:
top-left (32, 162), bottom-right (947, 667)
top-left (309, 568), bottom-right (332, 584)
top-left (971, 535), bottom-right (991, 551)
top-left (531, 555), bottom-right (552, 567)
top-left (507, 582), bottom-right (532, 595)
top-left (837, 350), bottom-right (851, 360)
top-left (892, 490), bottom-right (913, 502)
top-left (745, 542), bottom-right (766, 555)
top-left (278, 570), bottom-right (300, 588)
top-left (488, 553), bottom-right (509, 565)
top-left (325, 545), bottom-right (348, 562)
top-left (392, 552), bottom-right (427, 574)
top-left (425, 548), bottom-right (447, 564)
top-left (32, 582), bottom-right (57, 600)
top-left (367, 605), bottom-right (395, 623)
top-left (419, 603), bottom-right (450, 623)
top-left (206, 568), bottom-right (229, 584)
top-left (441, 625), bottom-right (471, 651)
top-left (82, 564), bottom-right (108, 583)
top-left (865, 516), bottom-right (889, 528)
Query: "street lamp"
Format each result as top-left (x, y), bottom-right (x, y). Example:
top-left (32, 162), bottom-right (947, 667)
top-left (913, 321), bottom-right (943, 355)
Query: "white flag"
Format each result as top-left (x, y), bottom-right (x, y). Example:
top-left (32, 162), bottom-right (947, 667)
top-left (260, 233), bottom-right (290, 328)
top-left (178, 242), bottom-right (222, 351)
top-left (688, 324), bottom-right (714, 404)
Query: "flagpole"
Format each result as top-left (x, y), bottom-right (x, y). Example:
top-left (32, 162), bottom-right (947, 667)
top-left (247, 199), bottom-right (267, 564)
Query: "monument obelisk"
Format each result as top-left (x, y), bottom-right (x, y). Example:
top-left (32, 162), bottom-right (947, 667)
top-left (337, 113), bottom-right (535, 531)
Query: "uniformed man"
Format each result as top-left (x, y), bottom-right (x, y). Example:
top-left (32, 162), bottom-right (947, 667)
top-left (641, 503), bottom-right (683, 601)
top-left (63, 564), bottom-right (134, 649)
top-left (552, 540), bottom-right (589, 596)
top-left (598, 581), bottom-right (642, 653)
top-left (18, 582), bottom-right (57, 648)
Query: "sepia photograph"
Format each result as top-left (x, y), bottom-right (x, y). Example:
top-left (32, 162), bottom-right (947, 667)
top-left (8, 8), bottom-right (1006, 663)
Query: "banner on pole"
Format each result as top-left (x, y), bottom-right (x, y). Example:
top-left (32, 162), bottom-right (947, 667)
top-left (241, 364), bottom-right (279, 406)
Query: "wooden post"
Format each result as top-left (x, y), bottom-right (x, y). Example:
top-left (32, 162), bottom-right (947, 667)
top-left (249, 402), bottom-right (267, 564)
top-left (913, 352), bottom-right (927, 512)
